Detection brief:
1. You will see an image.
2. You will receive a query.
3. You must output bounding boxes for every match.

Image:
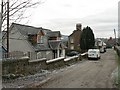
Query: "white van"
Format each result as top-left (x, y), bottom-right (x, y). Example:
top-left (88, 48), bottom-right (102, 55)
top-left (88, 49), bottom-right (101, 60)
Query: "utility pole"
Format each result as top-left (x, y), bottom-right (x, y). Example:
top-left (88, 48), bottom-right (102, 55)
top-left (7, 0), bottom-right (9, 53)
top-left (0, 0), bottom-right (3, 33)
top-left (0, 0), bottom-right (3, 60)
top-left (114, 29), bottom-right (117, 45)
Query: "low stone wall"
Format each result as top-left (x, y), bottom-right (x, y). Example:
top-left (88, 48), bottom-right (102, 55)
top-left (27, 58), bottom-right (47, 75)
top-left (2, 55), bottom-right (82, 77)
top-left (115, 46), bottom-right (120, 57)
top-left (2, 58), bottom-right (29, 75)
top-left (46, 57), bottom-right (65, 70)
top-left (113, 46), bottom-right (120, 88)
top-left (64, 55), bottom-right (81, 65)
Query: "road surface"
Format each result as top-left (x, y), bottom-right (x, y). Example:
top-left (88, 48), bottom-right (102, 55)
top-left (36, 49), bottom-right (117, 88)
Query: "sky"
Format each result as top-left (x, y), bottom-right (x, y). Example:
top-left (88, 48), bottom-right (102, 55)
top-left (20, 0), bottom-right (119, 38)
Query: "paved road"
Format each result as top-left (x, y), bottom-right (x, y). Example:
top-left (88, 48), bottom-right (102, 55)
top-left (37, 49), bottom-right (117, 88)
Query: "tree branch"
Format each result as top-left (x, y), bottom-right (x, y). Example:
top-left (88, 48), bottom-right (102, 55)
top-left (1, 0), bottom-right (43, 31)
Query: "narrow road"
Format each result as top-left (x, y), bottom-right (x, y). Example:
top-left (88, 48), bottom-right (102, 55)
top-left (37, 49), bottom-right (117, 88)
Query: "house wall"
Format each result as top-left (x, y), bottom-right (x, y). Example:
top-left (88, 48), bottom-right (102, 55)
top-left (37, 51), bottom-right (52, 60)
top-left (68, 30), bottom-right (81, 51)
top-left (4, 26), bottom-right (35, 53)
top-left (32, 35), bottom-right (37, 43)
top-left (44, 36), bottom-right (48, 46)
top-left (37, 32), bottom-right (52, 60)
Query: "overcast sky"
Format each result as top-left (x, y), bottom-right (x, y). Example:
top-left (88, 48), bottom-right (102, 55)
top-left (21, 0), bottom-right (119, 38)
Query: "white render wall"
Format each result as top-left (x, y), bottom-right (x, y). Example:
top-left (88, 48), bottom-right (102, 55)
top-left (4, 26), bottom-right (35, 53)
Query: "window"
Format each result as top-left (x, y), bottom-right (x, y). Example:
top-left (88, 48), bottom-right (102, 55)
top-left (40, 36), bottom-right (44, 43)
top-left (70, 38), bottom-right (74, 43)
top-left (37, 35), bottom-right (44, 44)
top-left (71, 45), bottom-right (74, 50)
top-left (46, 51), bottom-right (50, 55)
top-left (37, 52), bottom-right (41, 59)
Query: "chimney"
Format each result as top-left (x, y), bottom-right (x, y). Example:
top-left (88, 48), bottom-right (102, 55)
top-left (76, 23), bottom-right (82, 31)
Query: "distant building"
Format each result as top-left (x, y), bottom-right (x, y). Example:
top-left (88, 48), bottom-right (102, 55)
top-left (68, 23), bottom-right (82, 51)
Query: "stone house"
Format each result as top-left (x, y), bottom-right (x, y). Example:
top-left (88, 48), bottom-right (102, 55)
top-left (2, 23), bottom-right (66, 60)
top-left (68, 24), bottom-right (82, 51)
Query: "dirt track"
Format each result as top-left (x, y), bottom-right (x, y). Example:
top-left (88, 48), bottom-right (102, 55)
top-left (37, 49), bottom-right (117, 88)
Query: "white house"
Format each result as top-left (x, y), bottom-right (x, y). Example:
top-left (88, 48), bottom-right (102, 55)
top-left (2, 23), bottom-right (66, 60)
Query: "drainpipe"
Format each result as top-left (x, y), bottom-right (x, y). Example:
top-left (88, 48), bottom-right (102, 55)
top-left (57, 48), bottom-right (59, 58)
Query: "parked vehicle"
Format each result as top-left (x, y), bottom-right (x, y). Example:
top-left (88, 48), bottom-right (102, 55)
top-left (66, 51), bottom-right (79, 56)
top-left (95, 39), bottom-right (106, 53)
top-left (100, 47), bottom-right (106, 53)
top-left (88, 49), bottom-right (101, 60)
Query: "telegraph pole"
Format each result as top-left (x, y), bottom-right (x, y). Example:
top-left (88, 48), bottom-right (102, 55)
top-left (7, 0), bottom-right (9, 53)
top-left (0, 0), bottom-right (3, 33)
top-left (0, 0), bottom-right (3, 61)
top-left (114, 29), bottom-right (117, 45)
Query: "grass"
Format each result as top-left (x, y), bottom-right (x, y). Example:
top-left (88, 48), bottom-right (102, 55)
top-left (118, 56), bottom-right (120, 89)
top-left (115, 53), bottom-right (120, 89)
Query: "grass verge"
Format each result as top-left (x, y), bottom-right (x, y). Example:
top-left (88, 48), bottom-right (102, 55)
top-left (118, 56), bottom-right (120, 89)
top-left (115, 53), bottom-right (120, 89)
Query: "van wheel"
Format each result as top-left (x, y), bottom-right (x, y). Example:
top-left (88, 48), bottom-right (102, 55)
top-left (97, 55), bottom-right (99, 60)
top-left (99, 56), bottom-right (101, 59)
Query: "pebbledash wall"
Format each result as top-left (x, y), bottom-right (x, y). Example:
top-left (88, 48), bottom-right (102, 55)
top-left (2, 55), bottom-right (81, 76)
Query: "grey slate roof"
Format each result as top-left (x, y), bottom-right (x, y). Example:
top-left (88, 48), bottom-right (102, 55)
top-left (34, 44), bottom-right (51, 51)
top-left (10, 23), bottom-right (52, 51)
top-left (12, 23), bottom-right (51, 36)
top-left (49, 40), bottom-right (66, 50)
top-left (47, 31), bottom-right (61, 37)
top-left (9, 23), bottom-right (65, 51)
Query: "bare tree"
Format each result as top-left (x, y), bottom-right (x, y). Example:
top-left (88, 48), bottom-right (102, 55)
top-left (1, 0), bottom-right (44, 31)
top-left (1, 0), bottom-right (44, 53)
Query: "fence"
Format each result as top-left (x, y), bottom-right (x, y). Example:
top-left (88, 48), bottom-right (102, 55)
top-left (28, 52), bottom-right (37, 60)
top-left (2, 51), bottom-right (52, 60)
top-left (2, 51), bottom-right (28, 60)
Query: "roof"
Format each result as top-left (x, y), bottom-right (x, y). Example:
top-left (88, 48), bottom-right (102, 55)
top-left (34, 44), bottom-right (51, 51)
top-left (6, 23), bottom-right (65, 51)
top-left (49, 40), bottom-right (66, 50)
top-left (47, 31), bottom-right (61, 37)
top-left (11, 23), bottom-right (51, 36)
top-left (69, 29), bottom-right (81, 37)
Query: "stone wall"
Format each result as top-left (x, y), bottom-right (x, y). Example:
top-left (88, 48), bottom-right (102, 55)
top-left (2, 55), bottom-right (82, 77)
top-left (2, 58), bottom-right (29, 75)
top-left (115, 46), bottom-right (120, 57)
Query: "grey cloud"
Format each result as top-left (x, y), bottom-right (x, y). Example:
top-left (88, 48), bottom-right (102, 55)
top-left (40, 7), bottom-right (118, 38)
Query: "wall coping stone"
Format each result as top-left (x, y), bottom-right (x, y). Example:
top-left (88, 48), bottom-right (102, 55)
top-left (46, 57), bottom-right (64, 64)
top-left (29, 58), bottom-right (47, 63)
top-left (64, 56), bottom-right (78, 62)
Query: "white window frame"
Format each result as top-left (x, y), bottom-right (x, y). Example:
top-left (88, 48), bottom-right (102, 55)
top-left (71, 45), bottom-right (74, 50)
top-left (40, 36), bottom-right (44, 43)
top-left (37, 35), bottom-right (44, 44)
top-left (71, 38), bottom-right (74, 43)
